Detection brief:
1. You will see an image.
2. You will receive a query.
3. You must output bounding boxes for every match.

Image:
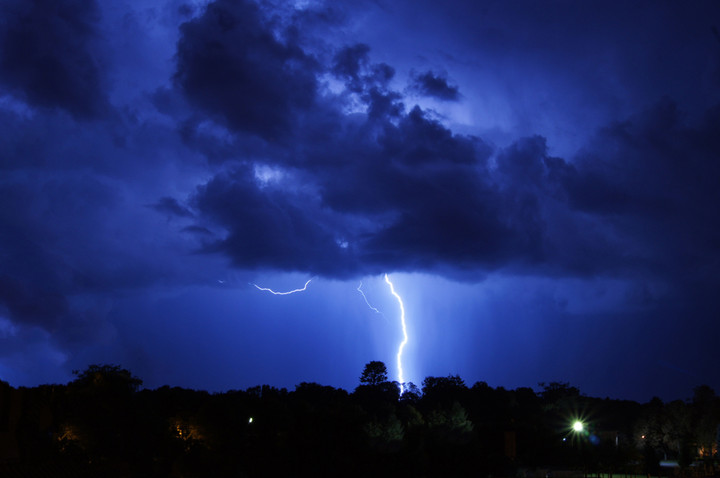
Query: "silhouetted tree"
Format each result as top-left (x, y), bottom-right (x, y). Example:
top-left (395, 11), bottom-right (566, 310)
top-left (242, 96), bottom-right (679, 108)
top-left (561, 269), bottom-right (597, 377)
top-left (691, 384), bottom-right (720, 472)
top-left (421, 375), bottom-right (467, 407)
top-left (360, 361), bottom-right (389, 386)
top-left (71, 364), bottom-right (142, 395)
top-left (64, 364), bottom-right (143, 466)
top-left (539, 381), bottom-right (580, 406)
top-left (663, 400), bottom-right (693, 467)
top-left (400, 382), bottom-right (421, 404)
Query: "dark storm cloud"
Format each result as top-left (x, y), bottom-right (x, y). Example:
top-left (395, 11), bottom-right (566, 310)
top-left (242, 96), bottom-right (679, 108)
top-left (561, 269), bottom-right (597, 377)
top-left (360, 188), bottom-right (532, 273)
top-left (332, 43), bottom-right (371, 91)
top-left (332, 43), bottom-right (395, 94)
top-left (0, 174), bottom-right (120, 349)
top-left (181, 225), bottom-right (213, 236)
top-left (185, 75), bottom-right (542, 277)
top-left (0, 0), bottom-right (108, 119)
top-left (559, 99), bottom-right (720, 279)
top-left (0, 238), bottom-right (70, 331)
top-left (162, 1), bottom-right (720, 285)
top-left (490, 99), bottom-right (720, 281)
top-left (408, 70), bottom-right (460, 101)
top-left (0, 0), bottom-right (241, 347)
top-left (380, 106), bottom-right (488, 166)
top-left (186, 89), bottom-right (720, 284)
top-left (149, 196), bottom-right (194, 218)
top-left (191, 166), bottom-right (355, 276)
top-left (0, 105), bottom-right (214, 345)
top-left (0, 174), bottom-right (115, 332)
top-left (563, 99), bottom-right (720, 219)
top-left (174, 0), bottom-right (319, 142)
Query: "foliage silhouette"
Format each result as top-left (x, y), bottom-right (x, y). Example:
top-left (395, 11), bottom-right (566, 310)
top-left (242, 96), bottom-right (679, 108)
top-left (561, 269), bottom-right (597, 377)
top-left (0, 363), bottom-right (717, 478)
top-left (359, 360), bottom-right (389, 386)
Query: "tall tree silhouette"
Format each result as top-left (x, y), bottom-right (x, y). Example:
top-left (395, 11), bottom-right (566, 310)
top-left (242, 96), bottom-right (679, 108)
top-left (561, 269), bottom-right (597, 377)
top-left (359, 361), bottom-right (389, 386)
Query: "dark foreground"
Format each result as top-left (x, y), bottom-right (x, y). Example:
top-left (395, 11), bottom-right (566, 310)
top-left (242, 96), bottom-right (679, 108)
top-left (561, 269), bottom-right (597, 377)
top-left (1, 365), bottom-right (718, 477)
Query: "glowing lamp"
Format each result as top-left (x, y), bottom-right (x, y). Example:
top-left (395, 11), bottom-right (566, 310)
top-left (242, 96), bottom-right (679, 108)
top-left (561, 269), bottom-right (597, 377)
top-left (572, 421), bottom-right (584, 432)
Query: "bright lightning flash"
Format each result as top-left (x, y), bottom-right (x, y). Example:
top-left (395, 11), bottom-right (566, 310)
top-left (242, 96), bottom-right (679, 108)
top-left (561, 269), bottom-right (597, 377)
top-left (357, 282), bottom-right (381, 314)
top-left (251, 278), bottom-right (313, 295)
top-left (385, 274), bottom-right (408, 395)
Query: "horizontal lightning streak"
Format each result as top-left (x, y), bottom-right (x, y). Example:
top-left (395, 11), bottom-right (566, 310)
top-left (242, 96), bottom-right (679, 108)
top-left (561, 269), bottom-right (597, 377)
top-left (385, 274), bottom-right (408, 395)
top-left (251, 278), bottom-right (313, 295)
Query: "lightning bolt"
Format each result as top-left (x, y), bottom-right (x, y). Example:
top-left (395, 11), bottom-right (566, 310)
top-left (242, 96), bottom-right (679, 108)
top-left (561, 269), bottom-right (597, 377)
top-left (385, 274), bottom-right (408, 395)
top-left (251, 277), bottom-right (314, 295)
top-left (357, 282), bottom-right (381, 314)
top-left (251, 275), bottom-right (408, 393)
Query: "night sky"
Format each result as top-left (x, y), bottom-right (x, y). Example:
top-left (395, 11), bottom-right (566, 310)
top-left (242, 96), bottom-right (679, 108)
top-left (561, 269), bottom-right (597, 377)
top-left (1, 0), bottom-right (719, 402)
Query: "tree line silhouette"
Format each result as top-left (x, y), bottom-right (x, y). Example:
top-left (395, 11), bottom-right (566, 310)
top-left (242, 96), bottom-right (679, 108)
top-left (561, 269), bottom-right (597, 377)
top-left (0, 362), bottom-right (718, 477)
